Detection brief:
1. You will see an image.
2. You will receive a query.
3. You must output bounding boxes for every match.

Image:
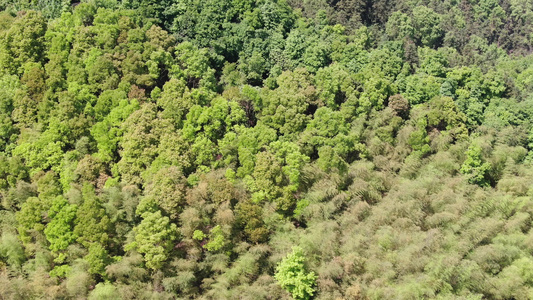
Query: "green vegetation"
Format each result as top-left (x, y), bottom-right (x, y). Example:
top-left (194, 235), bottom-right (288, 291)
top-left (0, 0), bottom-right (533, 298)
top-left (275, 246), bottom-right (317, 300)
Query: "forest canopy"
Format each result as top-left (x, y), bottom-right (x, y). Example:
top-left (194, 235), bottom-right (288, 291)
top-left (1, 0), bottom-right (533, 299)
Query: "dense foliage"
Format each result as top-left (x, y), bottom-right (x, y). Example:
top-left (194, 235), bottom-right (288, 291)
top-left (1, 0), bottom-right (533, 299)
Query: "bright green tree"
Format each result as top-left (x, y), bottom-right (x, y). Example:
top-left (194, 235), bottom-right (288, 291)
top-left (44, 196), bottom-right (78, 253)
top-left (275, 246), bottom-right (317, 300)
top-left (460, 144), bottom-right (492, 187)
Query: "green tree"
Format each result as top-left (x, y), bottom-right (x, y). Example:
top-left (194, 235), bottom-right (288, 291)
top-left (126, 210), bottom-right (177, 270)
top-left (44, 196), bottom-right (77, 253)
top-left (386, 11), bottom-right (413, 41)
top-left (157, 78), bottom-right (197, 127)
top-left (412, 6), bottom-right (443, 48)
top-left (314, 63), bottom-right (353, 109)
top-left (250, 141), bottom-right (309, 213)
top-left (116, 102), bottom-right (171, 185)
top-left (121, 0), bottom-right (174, 28)
top-left (275, 246), bottom-right (317, 300)
top-left (260, 68), bottom-right (317, 136)
top-left (407, 117), bottom-right (431, 156)
top-left (235, 199), bottom-right (269, 243)
top-left (88, 282), bottom-right (120, 300)
top-left (218, 123), bottom-right (278, 178)
top-left (138, 166), bottom-right (187, 219)
top-left (0, 75), bottom-right (19, 150)
top-left (203, 225), bottom-right (226, 252)
top-left (171, 41), bottom-right (216, 91)
top-left (12, 118), bottom-right (70, 175)
top-left (73, 184), bottom-right (111, 247)
top-left (403, 74), bottom-right (441, 105)
top-left (0, 233), bottom-right (25, 269)
top-left (0, 10), bottom-right (47, 75)
top-left (84, 242), bottom-right (110, 277)
top-left (15, 196), bottom-right (48, 247)
top-left (91, 99), bottom-right (140, 163)
top-left (460, 144), bottom-right (492, 187)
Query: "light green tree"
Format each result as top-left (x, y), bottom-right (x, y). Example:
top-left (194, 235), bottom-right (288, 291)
top-left (126, 210), bottom-right (177, 270)
top-left (44, 196), bottom-right (78, 253)
top-left (460, 144), bottom-right (492, 187)
top-left (275, 246), bottom-right (317, 300)
top-left (203, 225), bottom-right (226, 252)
